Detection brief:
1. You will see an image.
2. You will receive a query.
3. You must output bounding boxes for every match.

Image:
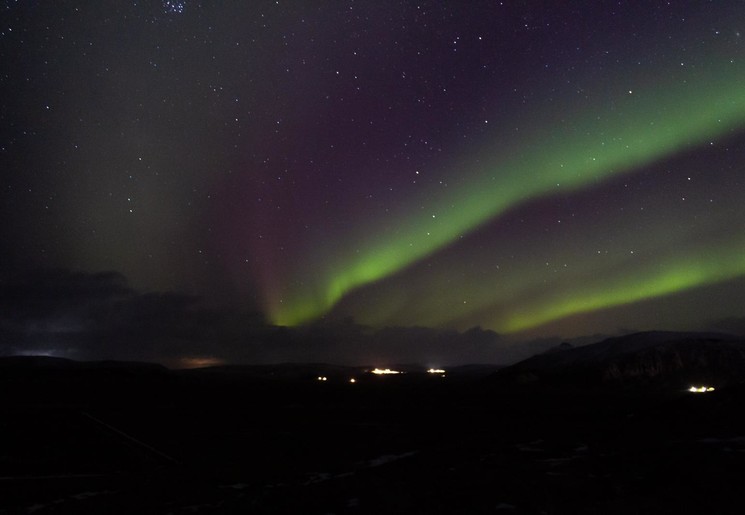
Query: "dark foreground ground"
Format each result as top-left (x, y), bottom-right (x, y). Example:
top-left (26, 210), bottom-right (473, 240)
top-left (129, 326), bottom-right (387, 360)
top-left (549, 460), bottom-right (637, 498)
top-left (2, 362), bottom-right (745, 514)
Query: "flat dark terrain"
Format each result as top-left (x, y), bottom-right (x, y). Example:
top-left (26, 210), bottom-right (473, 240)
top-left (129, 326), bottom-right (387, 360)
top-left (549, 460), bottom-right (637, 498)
top-left (2, 359), bottom-right (745, 514)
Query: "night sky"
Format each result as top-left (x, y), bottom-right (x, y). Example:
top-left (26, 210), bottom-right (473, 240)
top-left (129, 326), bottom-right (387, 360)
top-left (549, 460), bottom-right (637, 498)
top-left (3, 1), bottom-right (745, 363)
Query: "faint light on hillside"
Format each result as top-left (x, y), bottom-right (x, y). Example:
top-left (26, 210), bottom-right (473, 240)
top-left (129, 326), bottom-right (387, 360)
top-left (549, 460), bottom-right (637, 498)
top-left (688, 385), bottom-right (715, 393)
top-left (427, 368), bottom-right (446, 376)
top-left (371, 368), bottom-right (401, 375)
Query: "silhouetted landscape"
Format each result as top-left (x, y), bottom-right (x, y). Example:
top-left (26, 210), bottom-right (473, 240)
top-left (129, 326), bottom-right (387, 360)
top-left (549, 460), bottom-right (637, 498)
top-left (3, 331), bottom-right (745, 514)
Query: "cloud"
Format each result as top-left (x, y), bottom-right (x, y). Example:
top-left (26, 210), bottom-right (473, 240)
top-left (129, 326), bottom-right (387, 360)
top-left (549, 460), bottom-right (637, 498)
top-left (0, 269), bottom-right (549, 366)
top-left (0, 269), bottom-right (218, 361)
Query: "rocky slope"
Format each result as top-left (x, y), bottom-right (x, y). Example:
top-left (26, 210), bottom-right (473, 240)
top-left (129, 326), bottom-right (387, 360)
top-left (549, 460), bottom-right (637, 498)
top-left (493, 331), bottom-right (745, 388)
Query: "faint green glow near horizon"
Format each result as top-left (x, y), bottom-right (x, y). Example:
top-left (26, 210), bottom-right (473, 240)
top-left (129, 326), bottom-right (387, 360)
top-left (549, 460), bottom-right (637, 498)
top-left (269, 58), bottom-right (745, 329)
top-left (499, 238), bottom-right (745, 334)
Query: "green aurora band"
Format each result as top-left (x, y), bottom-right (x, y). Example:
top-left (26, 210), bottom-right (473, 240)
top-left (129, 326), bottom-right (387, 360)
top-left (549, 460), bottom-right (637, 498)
top-left (270, 55), bottom-right (745, 331)
top-left (497, 235), bottom-right (745, 334)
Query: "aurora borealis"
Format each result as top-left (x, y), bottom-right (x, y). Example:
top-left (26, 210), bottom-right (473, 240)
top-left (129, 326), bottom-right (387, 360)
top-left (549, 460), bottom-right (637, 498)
top-left (274, 59), bottom-right (745, 327)
top-left (3, 0), bottom-right (745, 361)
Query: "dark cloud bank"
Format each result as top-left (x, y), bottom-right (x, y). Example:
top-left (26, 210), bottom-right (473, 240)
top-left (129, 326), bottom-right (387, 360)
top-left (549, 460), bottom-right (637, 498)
top-left (2, 270), bottom-right (742, 368)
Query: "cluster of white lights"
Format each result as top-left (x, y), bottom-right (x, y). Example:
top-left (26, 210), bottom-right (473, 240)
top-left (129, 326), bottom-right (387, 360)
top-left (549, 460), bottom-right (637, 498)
top-left (688, 385), bottom-right (715, 393)
top-left (371, 368), bottom-right (402, 375)
top-left (317, 376), bottom-right (358, 383)
top-left (317, 369), bottom-right (448, 381)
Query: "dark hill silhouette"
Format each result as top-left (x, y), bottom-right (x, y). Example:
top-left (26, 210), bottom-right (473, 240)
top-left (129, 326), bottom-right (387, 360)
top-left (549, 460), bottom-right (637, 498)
top-left (493, 331), bottom-right (745, 389)
top-left (5, 336), bottom-right (745, 513)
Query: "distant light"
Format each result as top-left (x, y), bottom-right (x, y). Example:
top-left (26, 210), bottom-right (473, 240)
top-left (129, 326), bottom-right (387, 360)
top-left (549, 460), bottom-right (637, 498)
top-left (688, 385), bottom-right (715, 393)
top-left (371, 368), bottom-right (401, 375)
top-left (349, 378), bottom-right (356, 383)
top-left (178, 356), bottom-right (225, 369)
top-left (427, 368), bottom-right (446, 374)
top-left (317, 376), bottom-right (327, 381)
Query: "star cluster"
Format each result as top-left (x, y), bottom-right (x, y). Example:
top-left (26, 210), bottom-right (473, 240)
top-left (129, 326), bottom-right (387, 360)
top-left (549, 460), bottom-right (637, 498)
top-left (2, 1), bottom-right (745, 347)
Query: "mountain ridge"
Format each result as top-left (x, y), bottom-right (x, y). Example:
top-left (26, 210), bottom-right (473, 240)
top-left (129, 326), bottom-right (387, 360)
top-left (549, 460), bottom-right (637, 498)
top-left (493, 330), bottom-right (745, 388)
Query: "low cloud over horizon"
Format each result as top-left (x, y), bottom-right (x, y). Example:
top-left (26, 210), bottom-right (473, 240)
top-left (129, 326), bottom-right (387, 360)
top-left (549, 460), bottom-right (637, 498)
top-left (2, 269), bottom-right (743, 368)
